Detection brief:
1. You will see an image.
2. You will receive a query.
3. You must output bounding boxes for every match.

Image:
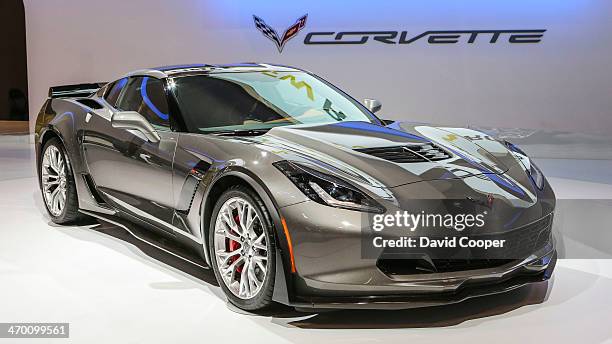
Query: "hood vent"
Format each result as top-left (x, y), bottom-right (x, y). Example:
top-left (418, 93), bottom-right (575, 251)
top-left (355, 143), bottom-right (451, 163)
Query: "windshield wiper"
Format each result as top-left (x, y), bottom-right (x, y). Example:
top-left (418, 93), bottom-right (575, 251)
top-left (209, 128), bottom-right (271, 136)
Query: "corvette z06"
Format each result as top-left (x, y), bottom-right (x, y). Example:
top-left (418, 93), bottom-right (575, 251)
top-left (35, 63), bottom-right (556, 311)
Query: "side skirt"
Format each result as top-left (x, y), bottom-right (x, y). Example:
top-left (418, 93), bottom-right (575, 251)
top-left (79, 209), bottom-right (209, 270)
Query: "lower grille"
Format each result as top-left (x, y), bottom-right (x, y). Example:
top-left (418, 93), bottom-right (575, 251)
top-left (478, 214), bottom-right (553, 259)
top-left (377, 214), bottom-right (554, 275)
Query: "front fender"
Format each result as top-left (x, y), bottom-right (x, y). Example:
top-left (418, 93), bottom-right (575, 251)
top-left (201, 167), bottom-right (294, 305)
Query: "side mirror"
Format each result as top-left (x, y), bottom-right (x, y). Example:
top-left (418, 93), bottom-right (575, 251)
top-left (111, 111), bottom-right (160, 143)
top-left (363, 98), bottom-right (382, 113)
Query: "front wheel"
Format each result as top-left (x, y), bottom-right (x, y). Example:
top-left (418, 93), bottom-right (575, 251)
top-left (208, 185), bottom-right (276, 311)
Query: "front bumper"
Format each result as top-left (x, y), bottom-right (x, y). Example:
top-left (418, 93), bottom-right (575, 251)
top-left (279, 195), bottom-right (556, 310)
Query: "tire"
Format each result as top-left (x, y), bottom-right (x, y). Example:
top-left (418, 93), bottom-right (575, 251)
top-left (39, 137), bottom-right (82, 224)
top-left (208, 185), bottom-right (276, 311)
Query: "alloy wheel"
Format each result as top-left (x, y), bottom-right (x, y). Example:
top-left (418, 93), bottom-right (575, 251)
top-left (41, 145), bottom-right (67, 217)
top-left (213, 197), bottom-right (269, 299)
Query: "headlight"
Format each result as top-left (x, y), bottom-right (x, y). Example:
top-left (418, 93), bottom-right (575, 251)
top-left (504, 140), bottom-right (545, 190)
top-left (273, 161), bottom-right (385, 213)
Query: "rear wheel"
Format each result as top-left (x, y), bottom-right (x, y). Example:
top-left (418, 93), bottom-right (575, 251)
top-left (39, 137), bottom-right (82, 224)
top-left (208, 185), bottom-right (276, 311)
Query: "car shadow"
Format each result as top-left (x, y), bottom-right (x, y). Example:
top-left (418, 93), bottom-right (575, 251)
top-left (88, 219), bottom-right (220, 287)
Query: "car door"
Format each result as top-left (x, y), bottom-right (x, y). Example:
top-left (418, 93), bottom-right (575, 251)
top-left (82, 76), bottom-right (178, 231)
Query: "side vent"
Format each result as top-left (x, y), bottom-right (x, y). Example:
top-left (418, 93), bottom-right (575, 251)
top-left (355, 143), bottom-right (451, 163)
top-left (176, 161), bottom-right (211, 213)
top-left (82, 174), bottom-right (107, 204)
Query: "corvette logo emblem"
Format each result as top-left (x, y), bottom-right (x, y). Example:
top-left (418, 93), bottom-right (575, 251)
top-left (253, 14), bottom-right (307, 53)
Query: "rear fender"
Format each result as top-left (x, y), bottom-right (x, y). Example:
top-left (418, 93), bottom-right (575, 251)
top-left (35, 98), bottom-right (100, 212)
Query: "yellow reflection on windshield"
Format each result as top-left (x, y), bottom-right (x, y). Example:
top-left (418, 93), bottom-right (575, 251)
top-left (262, 71), bottom-right (314, 101)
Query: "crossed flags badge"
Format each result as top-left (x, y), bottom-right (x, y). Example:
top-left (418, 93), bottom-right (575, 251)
top-left (253, 14), bottom-right (308, 53)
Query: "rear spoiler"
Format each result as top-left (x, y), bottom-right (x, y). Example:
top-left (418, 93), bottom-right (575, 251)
top-left (48, 82), bottom-right (107, 98)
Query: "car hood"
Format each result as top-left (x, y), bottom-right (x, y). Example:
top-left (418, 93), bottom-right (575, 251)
top-left (244, 121), bottom-right (535, 199)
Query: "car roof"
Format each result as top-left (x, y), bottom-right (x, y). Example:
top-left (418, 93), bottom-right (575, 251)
top-left (123, 63), bottom-right (303, 79)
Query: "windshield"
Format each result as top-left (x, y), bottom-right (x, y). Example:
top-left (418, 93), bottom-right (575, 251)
top-left (170, 71), bottom-right (379, 134)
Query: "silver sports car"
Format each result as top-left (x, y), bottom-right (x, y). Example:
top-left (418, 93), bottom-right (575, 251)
top-left (35, 63), bottom-right (556, 311)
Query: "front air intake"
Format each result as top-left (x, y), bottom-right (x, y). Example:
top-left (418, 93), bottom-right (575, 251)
top-left (355, 143), bottom-right (451, 163)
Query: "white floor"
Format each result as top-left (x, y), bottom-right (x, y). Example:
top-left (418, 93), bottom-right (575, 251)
top-left (1, 134), bottom-right (612, 343)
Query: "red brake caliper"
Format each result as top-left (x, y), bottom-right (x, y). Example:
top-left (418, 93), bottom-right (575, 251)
top-left (228, 214), bottom-right (243, 273)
